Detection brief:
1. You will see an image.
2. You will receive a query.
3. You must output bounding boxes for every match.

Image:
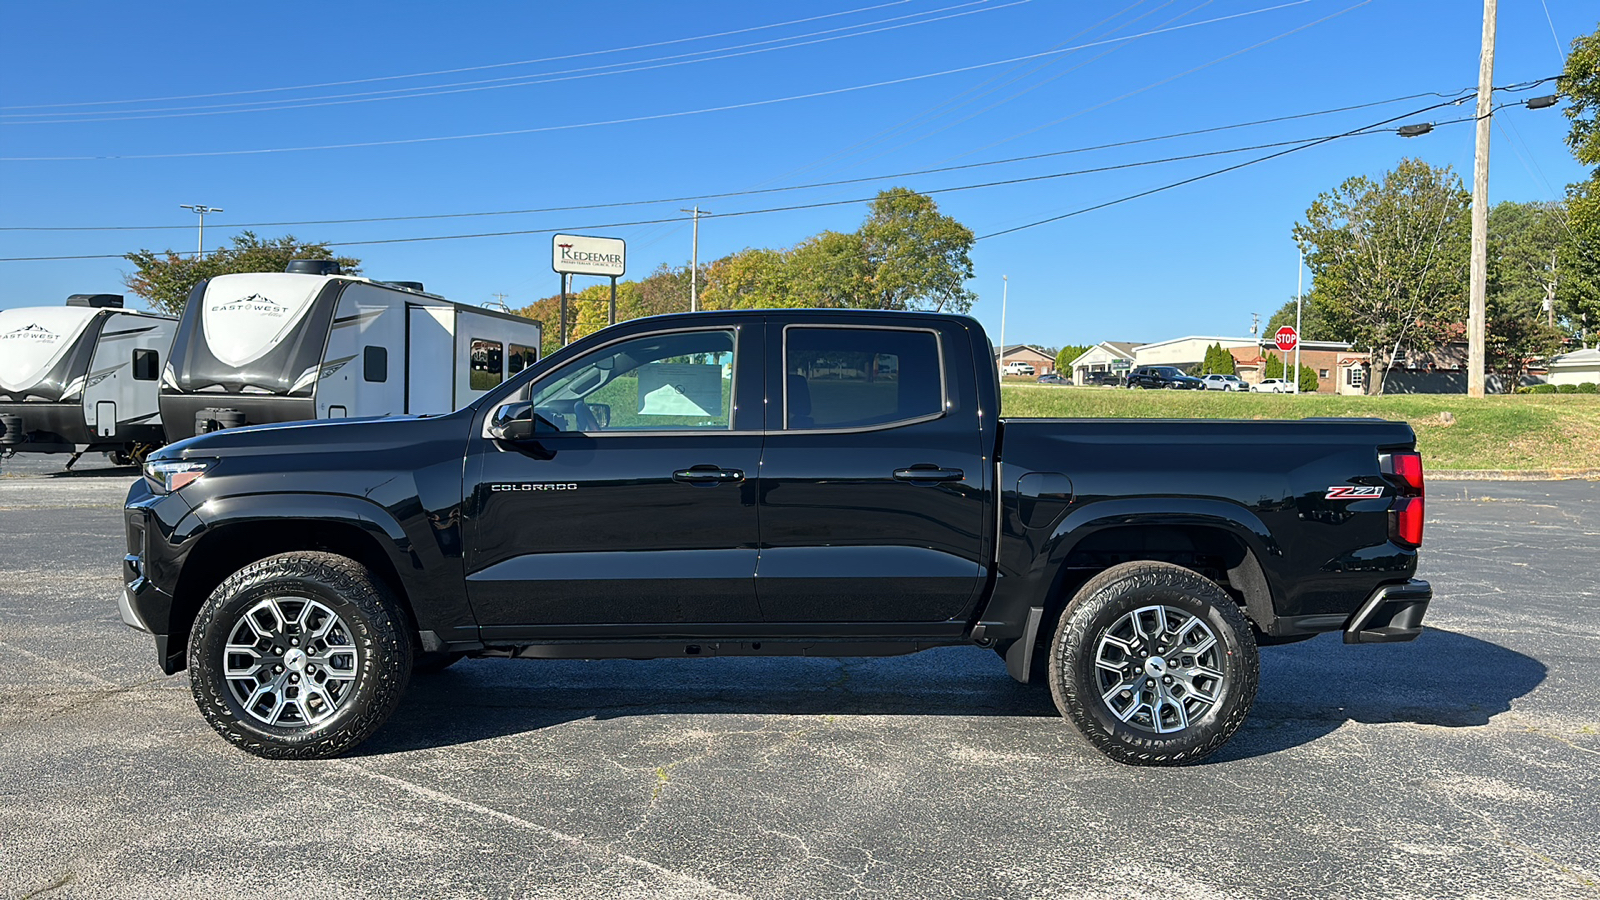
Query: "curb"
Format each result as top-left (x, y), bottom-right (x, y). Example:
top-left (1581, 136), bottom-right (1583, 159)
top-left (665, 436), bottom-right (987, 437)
top-left (1430, 469), bottom-right (1600, 481)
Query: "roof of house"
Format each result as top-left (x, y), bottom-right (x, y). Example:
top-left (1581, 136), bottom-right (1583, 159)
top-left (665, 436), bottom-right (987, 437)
top-left (995, 344), bottom-right (1056, 359)
top-left (1549, 348), bottom-right (1600, 367)
top-left (1067, 341), bottom-right (1145, 367)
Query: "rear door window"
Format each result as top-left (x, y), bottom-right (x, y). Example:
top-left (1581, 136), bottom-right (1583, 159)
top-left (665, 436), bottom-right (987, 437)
top-left (784, 327), bottom-right (943, 430)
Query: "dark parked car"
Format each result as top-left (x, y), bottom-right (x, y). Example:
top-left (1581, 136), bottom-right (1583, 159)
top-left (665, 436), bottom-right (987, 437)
top-left (1081, 370), bottom-right (1122, 386)
top-left (1036, 372), bottom-right (1068, 385)
top-left (1126, 366), bottom-right (1205, 390)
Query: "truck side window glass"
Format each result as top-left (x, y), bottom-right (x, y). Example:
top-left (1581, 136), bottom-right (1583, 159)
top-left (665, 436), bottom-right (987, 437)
top-left (363, 346), bottom-right (387, 383)
top-left (785, 327), bottom-right (942, 430)
top-left (508, 343), bottom-right (538, 376)
top-left (525, 329), bottom-right (734, 432)
top-left (470, 339), bottom-right (504, 390)
top-left (132, 349), bottom-right (159, 381)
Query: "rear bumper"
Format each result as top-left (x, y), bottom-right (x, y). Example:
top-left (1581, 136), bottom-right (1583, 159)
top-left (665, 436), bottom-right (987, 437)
top-left (1344, 579), bottom-right (1431, 644)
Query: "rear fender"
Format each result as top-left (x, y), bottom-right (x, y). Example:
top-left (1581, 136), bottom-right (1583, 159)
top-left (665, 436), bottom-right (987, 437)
top-left (981, 498), bottom-right (1280, 643)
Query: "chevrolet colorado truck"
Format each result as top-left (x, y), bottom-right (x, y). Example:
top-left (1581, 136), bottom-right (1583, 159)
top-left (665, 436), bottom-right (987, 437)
top-left (121, 309), bottom-right (1431, 765)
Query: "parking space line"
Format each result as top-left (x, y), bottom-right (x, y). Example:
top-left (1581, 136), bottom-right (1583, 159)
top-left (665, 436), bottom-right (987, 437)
top-left (333, 760), bottom-right (751, 899)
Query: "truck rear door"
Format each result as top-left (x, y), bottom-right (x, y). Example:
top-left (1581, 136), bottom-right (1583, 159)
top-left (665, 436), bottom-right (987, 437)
top-left (755, 318), bottom-right (989, 627)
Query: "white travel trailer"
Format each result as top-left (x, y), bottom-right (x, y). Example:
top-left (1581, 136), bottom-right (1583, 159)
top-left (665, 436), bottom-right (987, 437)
top-left (160, 261), bottom-right (542, 439)
top-left (0, 295), bottom-right (177, 466)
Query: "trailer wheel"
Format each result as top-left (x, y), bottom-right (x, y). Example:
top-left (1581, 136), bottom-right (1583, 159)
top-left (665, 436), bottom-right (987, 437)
top-left (1047, 561), bottom-right (1258, 766)
top-left (188, 551), bottom-right (412, 759)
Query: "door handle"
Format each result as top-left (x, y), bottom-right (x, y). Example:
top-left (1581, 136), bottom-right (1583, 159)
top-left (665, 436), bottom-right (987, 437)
top-left (672, 465), bottom-right (745, 485)
top-left (893, 465), bottom-right (964, 484)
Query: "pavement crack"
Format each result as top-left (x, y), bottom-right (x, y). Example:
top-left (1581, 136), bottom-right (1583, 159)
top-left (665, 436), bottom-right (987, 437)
top-left (332, 760), bottom-right (751, 898)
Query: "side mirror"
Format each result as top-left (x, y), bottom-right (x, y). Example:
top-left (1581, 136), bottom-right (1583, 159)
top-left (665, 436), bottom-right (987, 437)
top-left (488, 402), bottom-right (536, 442)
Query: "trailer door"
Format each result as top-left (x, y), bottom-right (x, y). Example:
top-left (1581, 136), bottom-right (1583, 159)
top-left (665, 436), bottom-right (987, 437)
top-left (407, 305), bottom-right (454, 414)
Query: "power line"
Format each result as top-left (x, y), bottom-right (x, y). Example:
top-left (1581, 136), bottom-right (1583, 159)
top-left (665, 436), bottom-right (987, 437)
top-left (3, 1), bottom-right (1025, 123)
top-left (0, 1), bottom-right (1319, 162)
top-left (0, 0), bottom-right (926, 111)
top-left (0, 115), bottom-right (1473, 262)
top-left (973, 96), bottom-right (1471, 240)
top-left (0, 87), bottom-right (1471, 233)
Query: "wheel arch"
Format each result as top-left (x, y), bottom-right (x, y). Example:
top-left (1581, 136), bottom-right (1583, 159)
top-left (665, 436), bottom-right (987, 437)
top-left (168, 512), bottom-right (420, 672)
top-left (1036, 501), bottom-right (1279, 635)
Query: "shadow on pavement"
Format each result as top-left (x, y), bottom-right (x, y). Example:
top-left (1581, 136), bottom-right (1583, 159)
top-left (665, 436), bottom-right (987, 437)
top-left (359, 627), bottom-right (1544, 763)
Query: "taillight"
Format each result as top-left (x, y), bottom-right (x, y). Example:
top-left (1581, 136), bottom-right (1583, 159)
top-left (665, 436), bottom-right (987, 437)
top-left (1389, 450), bottom-right (1425, 548)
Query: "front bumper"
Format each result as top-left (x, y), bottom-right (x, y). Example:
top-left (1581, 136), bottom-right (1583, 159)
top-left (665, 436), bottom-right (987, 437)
top-left (1344, 579), bottom-right (1431, 644)
top-left (123, 486), bottom-right (194, 674)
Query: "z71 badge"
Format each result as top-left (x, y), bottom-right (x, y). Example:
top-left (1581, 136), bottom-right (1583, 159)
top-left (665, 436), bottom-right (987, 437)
top-left (1325, 485), bottom-right (1385, 500)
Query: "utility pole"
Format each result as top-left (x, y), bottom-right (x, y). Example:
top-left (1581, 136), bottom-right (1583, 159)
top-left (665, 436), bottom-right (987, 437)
top-left (1250, 312), bottom-right (1260, 336)
top-left (680, 206), bottom-right (710, 312)
top-left (1467, 0), bottom-right (1497, 398)
top-left (490, 292), bottom-right (511, 311)
top-left (998, 275), bottom-right (1008, 375)
top-left (179, 204), bottom-right (223, 259)
top-left (1545, 249), bottom-right (1558, 328)
top-left (1294, 248), bottom-right (1304, 393)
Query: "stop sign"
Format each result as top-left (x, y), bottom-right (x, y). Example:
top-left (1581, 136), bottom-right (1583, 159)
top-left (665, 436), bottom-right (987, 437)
top-left (1274, 326), bottom-right (1299, 353)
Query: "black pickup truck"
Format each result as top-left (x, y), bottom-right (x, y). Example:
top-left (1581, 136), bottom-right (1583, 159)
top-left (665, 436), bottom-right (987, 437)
top-left (121, 309), bottom-right (1430, 765)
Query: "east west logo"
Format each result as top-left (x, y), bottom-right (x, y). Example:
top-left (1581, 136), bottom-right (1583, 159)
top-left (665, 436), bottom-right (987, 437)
top-left (1, 323), bottom-right (60, 342)
top-left (209, 293), bottom-right (286, 317)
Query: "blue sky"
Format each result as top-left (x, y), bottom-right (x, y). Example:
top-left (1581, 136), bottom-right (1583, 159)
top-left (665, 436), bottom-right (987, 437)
top-left (1, 0), bottom-right (1591, 350)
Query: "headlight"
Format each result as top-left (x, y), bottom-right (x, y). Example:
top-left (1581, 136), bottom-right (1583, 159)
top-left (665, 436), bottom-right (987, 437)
top-left (143, 458), bottom-right (215, 495)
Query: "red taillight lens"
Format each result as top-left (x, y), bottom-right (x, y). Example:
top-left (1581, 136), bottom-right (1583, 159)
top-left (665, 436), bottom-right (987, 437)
top-left (1393, 497), bottom-right (1424, 546)
top-left (1393, 451), bottom-right (1424, 494)
top-left (1389, 450), bottom-right (1425, 547)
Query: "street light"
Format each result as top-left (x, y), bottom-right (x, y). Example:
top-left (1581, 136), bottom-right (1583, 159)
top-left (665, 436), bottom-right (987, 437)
top-left (179, 204), bottom-right (223, 259)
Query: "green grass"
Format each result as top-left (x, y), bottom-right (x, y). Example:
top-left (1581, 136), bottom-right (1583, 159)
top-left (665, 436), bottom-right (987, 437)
top-left (1000, 385), bottom-right (1600, 471)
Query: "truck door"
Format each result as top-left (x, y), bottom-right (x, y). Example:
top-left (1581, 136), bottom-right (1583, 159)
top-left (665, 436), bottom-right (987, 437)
top-left (465, 319), bottom-right (765, 635)
top-left (756, 321), bottom-right (989, 625)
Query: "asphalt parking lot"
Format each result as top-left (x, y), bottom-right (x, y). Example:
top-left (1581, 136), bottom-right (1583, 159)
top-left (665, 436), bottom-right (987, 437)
top-left (1, 453), bottom-right (1597, 899)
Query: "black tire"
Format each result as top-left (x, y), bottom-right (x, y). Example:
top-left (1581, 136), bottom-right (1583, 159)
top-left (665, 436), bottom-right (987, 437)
top-left (1047, 561), bottom-right (1259, 766)
top-left (188, 551), bottom-right (413, 759)
top-left (413, 650), bottom-right (468, 675)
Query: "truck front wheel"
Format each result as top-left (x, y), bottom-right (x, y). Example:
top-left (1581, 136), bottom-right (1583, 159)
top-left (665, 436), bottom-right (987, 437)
top-left (187, 551), bottom-right (413, 759)
top-left (1048, 561), bottom-right (1259, 766)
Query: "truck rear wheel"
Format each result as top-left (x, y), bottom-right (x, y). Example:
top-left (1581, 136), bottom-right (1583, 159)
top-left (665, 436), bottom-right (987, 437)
top-left (188, 552), bottom-right (413, 759)
top-left (1047, 561), bottom-right (1258, 766)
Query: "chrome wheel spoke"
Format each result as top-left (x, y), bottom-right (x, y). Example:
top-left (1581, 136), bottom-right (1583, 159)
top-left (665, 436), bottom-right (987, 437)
top-left (1094, 604), bottom-right (1226, 736)
top-left (226, 596), bottom-right (359, 727)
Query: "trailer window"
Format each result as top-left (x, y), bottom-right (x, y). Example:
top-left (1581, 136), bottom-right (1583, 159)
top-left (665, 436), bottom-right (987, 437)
top-left (784, 327), bottom-right (943, 430)
top-left (364, 346), bottom-right (387, 383)
top-left (132, 349), bottom-right (159, 381)
top-left (508, 343), bottom-right (538, 376)
top-left (470, 339), bottom-right (504, 390)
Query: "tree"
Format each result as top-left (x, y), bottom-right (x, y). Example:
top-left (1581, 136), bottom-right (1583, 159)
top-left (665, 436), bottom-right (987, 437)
top-left (1261, 353), bottom-right (1319, 392)
top-left (1265, 295), bottom-right (1333, 341)
top-left (1292, 158), bottom-right (1471, 393)
top-left (1486, 201), bottom-right (1568, 389)
top-left (123, 231), bottom-right (360, 316)
top-left (1558, 26), bottom-right (1600, 345)
top-left (1054, 344), bottom-right (1092, 374)
top-left (852, 188), bottom-right (977, 312)
top-left (1200, 343), bottom-right (1237, 376)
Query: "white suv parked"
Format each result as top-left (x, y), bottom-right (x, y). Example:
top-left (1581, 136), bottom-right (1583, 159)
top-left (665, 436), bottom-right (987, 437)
top-left (1252, 378), bottom-right (1293, 393)
top-left (1201, 374), bottom-right (1246, 392)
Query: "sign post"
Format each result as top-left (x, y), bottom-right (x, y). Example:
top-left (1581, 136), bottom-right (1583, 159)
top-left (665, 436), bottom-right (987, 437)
top-left (552, 234), bottom-right (626, 346)
top-left (1274, 326), bottom-right (1299, 391)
